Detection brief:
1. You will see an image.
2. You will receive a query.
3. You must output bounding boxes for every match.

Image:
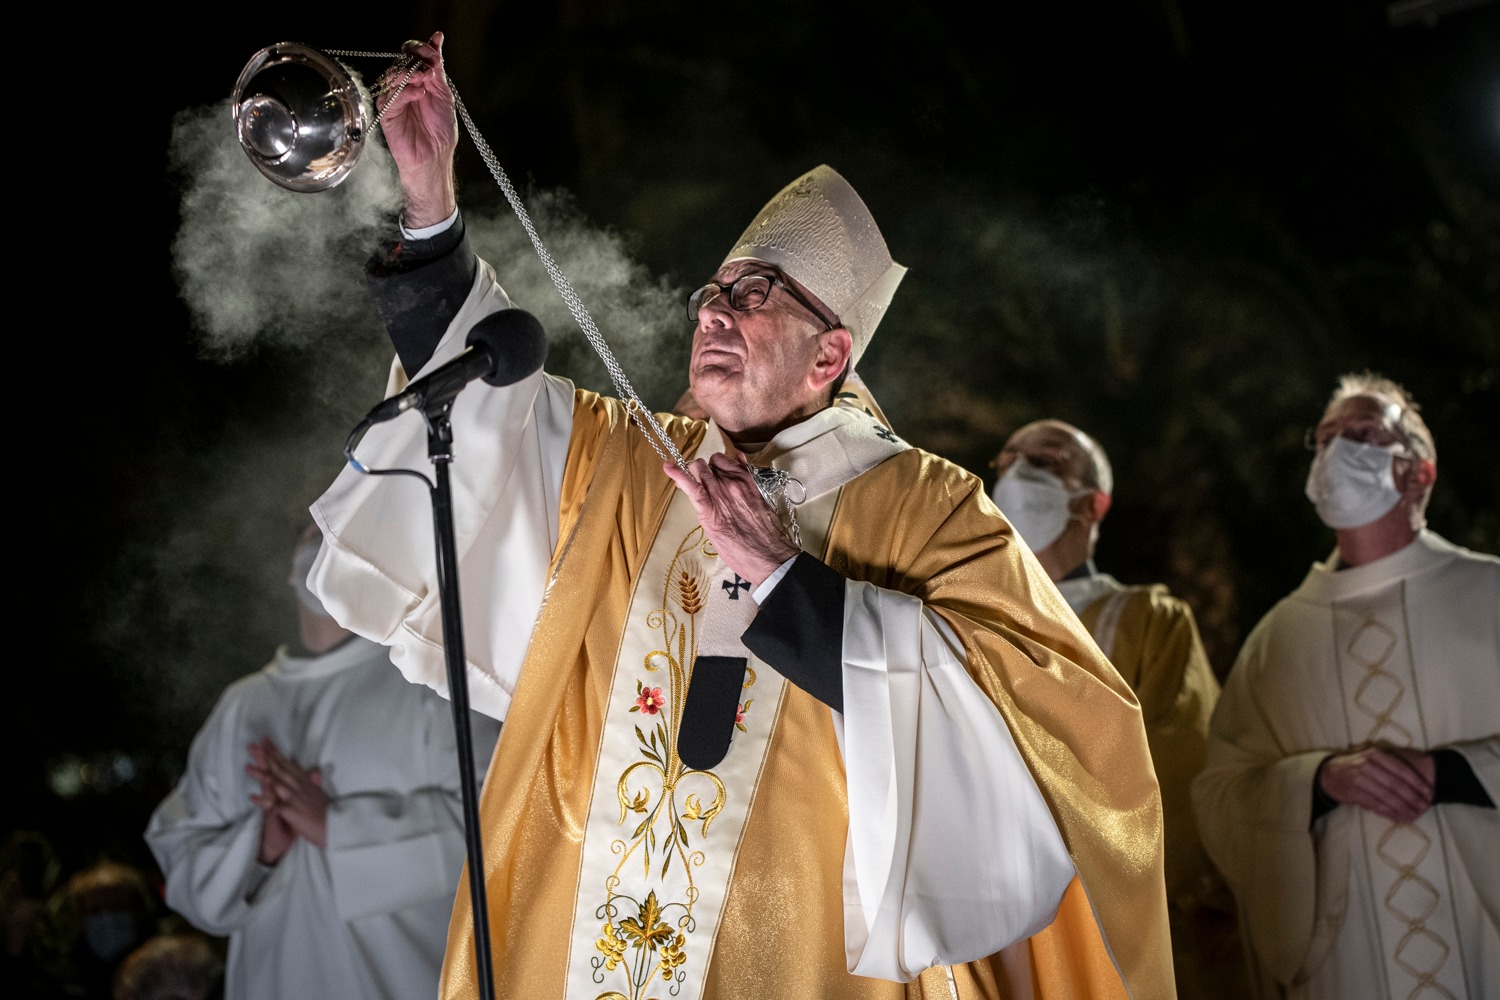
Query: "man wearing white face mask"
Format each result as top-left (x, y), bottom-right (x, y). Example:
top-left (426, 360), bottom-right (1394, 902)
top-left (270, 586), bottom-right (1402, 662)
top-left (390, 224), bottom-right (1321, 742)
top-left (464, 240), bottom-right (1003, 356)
top-left (145, 521), bottom-right (500, 1000)
top-left (1192, 372), bottom-right (1499, 1000)
top-left (991, 419), bottom-right (1241, 999)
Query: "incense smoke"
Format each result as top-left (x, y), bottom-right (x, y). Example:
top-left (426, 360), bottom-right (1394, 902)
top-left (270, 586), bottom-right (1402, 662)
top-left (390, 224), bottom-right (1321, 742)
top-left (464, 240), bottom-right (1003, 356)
top-left (117, 97), bottom-right (694, 737)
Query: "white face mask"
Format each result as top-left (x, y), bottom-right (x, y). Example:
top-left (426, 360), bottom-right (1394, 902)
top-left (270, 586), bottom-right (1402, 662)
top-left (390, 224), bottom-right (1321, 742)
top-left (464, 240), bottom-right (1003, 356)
top-left (1304, 437), bottom-right (1404, 529)
top-left (991, 461), bottom-right (1087, 553)
top-left (290, 540), bottom-right (327, 617)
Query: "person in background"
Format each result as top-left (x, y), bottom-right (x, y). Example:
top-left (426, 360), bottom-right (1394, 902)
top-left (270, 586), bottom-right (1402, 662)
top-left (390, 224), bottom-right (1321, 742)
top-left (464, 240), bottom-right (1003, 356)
top-left (112, 932), bottom-right (225, 1000)
top-left (1, 829), bottom-right (64, 994)
top-left (44, 858), bottom-right (159, 999)
top-left (1192, 372), bottom-right (1498, 999)
top-left (991, 418), bottom-right (1245, 999)
top-left (144, 521), bottom-right (500, 1000)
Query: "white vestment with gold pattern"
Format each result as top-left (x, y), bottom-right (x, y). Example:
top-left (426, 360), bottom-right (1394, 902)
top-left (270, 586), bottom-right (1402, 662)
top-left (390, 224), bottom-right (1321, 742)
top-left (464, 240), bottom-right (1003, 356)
top-left (1193, 530), bottom-right (1500, 1000)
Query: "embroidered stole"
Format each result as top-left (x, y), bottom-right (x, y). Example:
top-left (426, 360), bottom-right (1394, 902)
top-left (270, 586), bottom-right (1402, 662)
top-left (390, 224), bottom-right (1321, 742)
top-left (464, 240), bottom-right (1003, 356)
top-left (1331, 582), bottom-right (1470, 1000)
top-left (560, 412), bottom-right (906, 1000)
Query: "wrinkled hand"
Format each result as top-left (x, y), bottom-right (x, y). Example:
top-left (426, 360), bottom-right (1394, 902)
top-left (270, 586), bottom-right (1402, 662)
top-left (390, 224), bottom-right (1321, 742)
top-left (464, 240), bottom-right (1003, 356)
top-left (1318, 745), bottom-right (1434, 824)
top-left (374, 31), bottom-right (458, 226)
top-left (246, 738), bottom-right (329, 850)
top-left (662, 451), bottom-right (799, 588)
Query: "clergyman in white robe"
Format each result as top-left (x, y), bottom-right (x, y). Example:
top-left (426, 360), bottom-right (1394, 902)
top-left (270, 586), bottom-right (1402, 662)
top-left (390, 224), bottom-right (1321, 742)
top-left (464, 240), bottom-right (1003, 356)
top-left (1192, 529), bottom-right (1499, 999)
top-left (145, 635), bottom-right (501, 1000)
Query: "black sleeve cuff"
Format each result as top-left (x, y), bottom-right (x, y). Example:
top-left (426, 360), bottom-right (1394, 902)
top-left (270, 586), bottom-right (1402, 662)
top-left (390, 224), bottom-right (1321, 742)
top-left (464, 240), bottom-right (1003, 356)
top-left (741, 553), bottom-right (845, 713)
top-left (1310, 755), bottom-right (1338, 828)
top-left (1433, 748), bottom-right (1495, 808)
top-left (365, 214), bottom-right (479, 377)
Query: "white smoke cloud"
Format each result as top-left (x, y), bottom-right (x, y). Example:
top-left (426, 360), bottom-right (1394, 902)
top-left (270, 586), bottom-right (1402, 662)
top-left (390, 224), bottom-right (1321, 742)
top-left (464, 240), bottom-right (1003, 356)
top-left (168, 98), bottom-right (401, 361)
top-left (140, 90), bottom-right (696, 729)
top-left (168, 92), bottom-right (691, 408)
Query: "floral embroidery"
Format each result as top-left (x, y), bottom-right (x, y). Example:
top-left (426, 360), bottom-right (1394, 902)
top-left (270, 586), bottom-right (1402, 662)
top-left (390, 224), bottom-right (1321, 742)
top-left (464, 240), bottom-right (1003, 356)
top-left (591, 528), bottom-right (763, 999)
top-left (734, 700), bottom-right (752, 733)
top-left (632, 683), bottom-right (665, 716)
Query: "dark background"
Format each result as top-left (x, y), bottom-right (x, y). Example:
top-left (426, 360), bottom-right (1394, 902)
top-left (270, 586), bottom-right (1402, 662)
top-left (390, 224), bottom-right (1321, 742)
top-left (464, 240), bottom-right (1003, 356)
top-left (15, 0), bottom-right (1497, 892)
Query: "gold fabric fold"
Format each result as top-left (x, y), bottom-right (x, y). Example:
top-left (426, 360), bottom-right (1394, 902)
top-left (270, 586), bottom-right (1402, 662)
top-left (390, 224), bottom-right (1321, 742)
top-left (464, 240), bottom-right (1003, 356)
top-left (829, 450), bottom-right (1171, 999)
top-left (439, 395), bottom-right (1172, 1000)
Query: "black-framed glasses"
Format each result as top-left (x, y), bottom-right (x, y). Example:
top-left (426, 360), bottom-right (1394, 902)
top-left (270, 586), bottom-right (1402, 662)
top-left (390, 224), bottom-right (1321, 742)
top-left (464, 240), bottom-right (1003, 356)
top-left (687, 272), bottom-right (836, 331)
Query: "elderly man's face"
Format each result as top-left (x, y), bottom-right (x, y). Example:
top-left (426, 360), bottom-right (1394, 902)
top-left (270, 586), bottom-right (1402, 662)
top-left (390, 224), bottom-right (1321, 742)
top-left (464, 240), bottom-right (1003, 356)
top-left (993, 422), bottom-right (1092, 490)
top-left (687, 261), bottom-right (847, 439)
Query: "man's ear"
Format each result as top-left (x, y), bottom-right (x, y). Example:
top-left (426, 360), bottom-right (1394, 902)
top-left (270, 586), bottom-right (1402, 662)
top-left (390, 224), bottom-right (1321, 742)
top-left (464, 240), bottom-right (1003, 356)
top-left (1090, 491), bottom-right (1112, 523)
top-left (1074, 490), bottom-right (1110, 526)
top-left (807, 327), bottom-right (853, 393)
top-left (1399, 457), bottom-right (1436, 498)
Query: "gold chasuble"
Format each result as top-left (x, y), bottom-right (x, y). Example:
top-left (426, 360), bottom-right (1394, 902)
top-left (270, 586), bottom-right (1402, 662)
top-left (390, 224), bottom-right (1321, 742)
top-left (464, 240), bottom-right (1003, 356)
top-left (1059, 574), bottom-right (1246, 999)
top-left (435, 390), bottom-right (1171, 1000)
top-left (1060, 578), bottom-right (1221, 917)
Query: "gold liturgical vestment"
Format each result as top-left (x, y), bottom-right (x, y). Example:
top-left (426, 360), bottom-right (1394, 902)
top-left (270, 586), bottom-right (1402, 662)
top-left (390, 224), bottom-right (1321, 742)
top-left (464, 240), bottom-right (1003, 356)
top-left (405, 389), bottom-right (1173, 1000)
top-left (1058, 573), bottom-right (1247, 1000)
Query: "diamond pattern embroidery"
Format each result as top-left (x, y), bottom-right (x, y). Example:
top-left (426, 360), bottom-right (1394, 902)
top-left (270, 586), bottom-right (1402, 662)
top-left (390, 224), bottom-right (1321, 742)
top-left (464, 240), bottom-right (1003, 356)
top-left (1349, 619), bottom-right (1413, 745)
top-left (1348, 612), bottom-right (1458, 998)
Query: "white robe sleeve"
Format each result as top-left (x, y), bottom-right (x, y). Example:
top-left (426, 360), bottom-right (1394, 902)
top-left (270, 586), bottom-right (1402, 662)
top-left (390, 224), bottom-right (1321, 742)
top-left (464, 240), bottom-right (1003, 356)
top-left (144, 690), bottom-right (274, 935)
top-left (836, 581), bottom-right (1075, 981)
top-left (308, 261), bottom-right (574, 722)
top-left (323, 705), bottom-right (501, 922)
top-left (1189, 635), bottom-right (1330, 988)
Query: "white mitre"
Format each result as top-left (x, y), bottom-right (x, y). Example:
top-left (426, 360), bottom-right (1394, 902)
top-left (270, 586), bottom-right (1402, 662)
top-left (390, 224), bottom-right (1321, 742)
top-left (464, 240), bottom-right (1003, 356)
top-left (722, 165), bottom-right (906, 367)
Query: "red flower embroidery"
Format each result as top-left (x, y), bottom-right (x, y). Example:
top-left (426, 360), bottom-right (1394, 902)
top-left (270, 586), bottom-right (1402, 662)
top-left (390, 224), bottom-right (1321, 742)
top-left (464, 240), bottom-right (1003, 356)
top-left (735, 703), bottom-right (746, 726)
top-left (635, 686), bottom-right (666, 716)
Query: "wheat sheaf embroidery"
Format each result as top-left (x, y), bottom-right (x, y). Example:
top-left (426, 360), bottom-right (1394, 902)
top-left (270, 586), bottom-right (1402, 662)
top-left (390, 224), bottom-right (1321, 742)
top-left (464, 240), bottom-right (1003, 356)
top-left (591, 527), bottom-right (756, 999)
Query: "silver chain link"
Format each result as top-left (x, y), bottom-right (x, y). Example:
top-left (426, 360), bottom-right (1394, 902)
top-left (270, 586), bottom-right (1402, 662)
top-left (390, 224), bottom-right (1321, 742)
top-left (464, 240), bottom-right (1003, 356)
top-left (751, 467), bottom-right (804, 548)
top-left (331, 48), bottom-right (689, 471)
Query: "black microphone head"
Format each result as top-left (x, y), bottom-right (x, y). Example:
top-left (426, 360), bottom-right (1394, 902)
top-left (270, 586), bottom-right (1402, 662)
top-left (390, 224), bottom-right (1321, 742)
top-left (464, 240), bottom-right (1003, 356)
top-left (465, 309), bottom-right (549, 387)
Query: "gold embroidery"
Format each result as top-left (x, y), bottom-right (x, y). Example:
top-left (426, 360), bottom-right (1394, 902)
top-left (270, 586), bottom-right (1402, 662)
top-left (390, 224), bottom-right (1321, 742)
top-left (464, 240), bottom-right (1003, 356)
top-left (590, 528), bottom-right (755, 999)
top-left (1348, 609), bottom-right (1457, 998)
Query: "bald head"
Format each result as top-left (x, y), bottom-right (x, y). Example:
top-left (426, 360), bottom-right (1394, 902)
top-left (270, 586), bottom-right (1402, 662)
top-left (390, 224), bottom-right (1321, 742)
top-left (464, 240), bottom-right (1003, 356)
top-left (995, 419), bottom-right (1113, 497)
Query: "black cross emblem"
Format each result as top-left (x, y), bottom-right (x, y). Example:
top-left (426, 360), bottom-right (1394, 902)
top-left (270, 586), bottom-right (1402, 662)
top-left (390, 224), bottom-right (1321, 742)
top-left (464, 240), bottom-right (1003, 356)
top-left (874, 426), bottom-right (897, 442)
top-left (722, 575), bottom-right (751, 600)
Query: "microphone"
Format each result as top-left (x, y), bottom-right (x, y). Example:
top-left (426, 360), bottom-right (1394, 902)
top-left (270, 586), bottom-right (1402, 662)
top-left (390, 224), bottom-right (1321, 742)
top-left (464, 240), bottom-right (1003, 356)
top-left (364, 309), bottom-right (549, 423)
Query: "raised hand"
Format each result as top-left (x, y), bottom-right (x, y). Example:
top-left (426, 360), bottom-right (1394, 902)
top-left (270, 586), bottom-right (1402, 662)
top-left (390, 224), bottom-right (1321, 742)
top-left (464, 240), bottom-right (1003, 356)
top-left (1318, 744), bottom-right (1435, 824)
top-left (373, 30), bottom-right (458, 227)
top-left (662, 450), bottom-right (800, 588)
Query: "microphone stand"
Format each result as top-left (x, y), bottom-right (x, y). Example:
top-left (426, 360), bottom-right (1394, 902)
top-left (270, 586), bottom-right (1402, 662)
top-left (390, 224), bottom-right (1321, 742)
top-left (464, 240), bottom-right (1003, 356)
top-left (343, 395), bottom-right (497, 1000)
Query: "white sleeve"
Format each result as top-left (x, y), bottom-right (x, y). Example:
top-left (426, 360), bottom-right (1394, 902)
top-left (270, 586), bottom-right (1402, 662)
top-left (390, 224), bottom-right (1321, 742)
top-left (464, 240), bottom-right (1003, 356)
top-left (309, 259), bottom-right (574, 722)
top-left (400, 208), bottom-right (459, 240)
top-left (143, 695), bottom-right (271, 935)
top-left (324, 703), bottom-right (502, 921)
top-left (836, 581), bottom-right (1075, 982)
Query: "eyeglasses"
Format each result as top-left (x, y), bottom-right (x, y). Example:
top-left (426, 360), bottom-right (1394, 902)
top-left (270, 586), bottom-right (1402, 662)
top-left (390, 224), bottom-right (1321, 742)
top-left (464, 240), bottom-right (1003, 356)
top-left (687, 272), bottom-right (836, 331)
top-left (991, 445), bottom-right (1075, 475)
top-left (1302, 425), bottom-right (1410, 453)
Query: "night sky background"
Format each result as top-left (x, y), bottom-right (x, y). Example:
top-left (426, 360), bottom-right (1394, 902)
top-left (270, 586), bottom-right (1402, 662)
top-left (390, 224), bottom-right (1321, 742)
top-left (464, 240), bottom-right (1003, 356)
top-left (14, 0), bottom-right (1497, 899)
